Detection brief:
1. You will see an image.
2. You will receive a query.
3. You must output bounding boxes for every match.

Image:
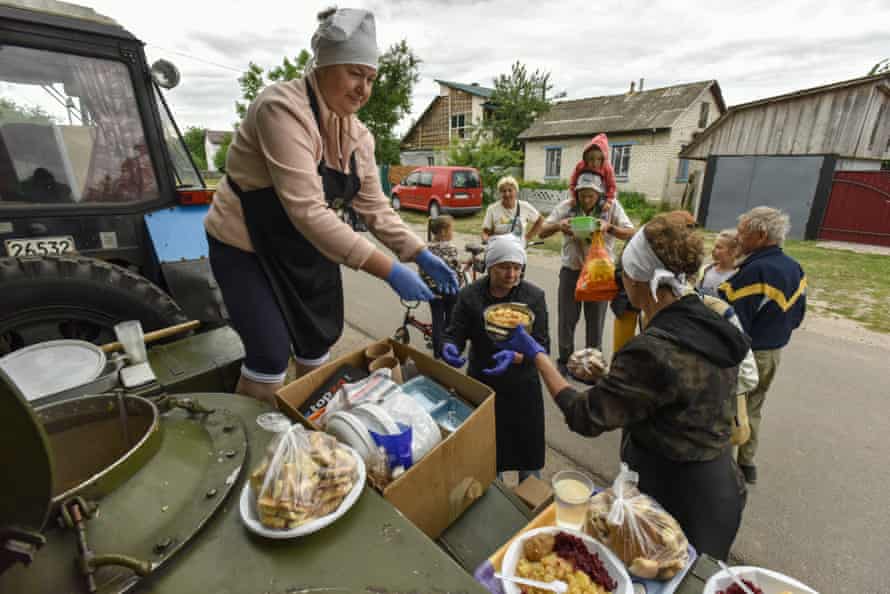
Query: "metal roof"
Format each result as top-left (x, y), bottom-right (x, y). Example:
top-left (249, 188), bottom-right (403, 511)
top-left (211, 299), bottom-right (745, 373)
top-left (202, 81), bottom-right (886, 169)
top-left (518, 80), bottom-right (724, 140)
top-left (681, 72), bottom-right (890, 158)
top-left (0, 0), bottom-right (136, 41)
top-left (435, 79), bottom-right (495, 99)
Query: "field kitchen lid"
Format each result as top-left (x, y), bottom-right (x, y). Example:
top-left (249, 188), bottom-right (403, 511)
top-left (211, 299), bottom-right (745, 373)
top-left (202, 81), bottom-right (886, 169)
top-left (0, 339), bottom-right (106, 401)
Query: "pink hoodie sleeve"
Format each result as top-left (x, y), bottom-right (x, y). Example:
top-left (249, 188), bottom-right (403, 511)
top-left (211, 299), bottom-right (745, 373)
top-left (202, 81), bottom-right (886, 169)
top-left (601, 161), bottom-right (617, 201)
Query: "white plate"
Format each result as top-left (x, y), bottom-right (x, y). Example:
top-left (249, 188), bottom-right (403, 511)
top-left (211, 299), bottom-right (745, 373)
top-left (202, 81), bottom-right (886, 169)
top-left (502, 526), bottom-right (634, 594)
top-left (326, 411), bottom-right (377, 461)
top-left (703, 566), bottom-right (818, 594)
top-left (239, 445), bottom-right (366, 539)
top-left (0, 339), bottom-right (106, 401)
top-left (352, 403), bottom-right (400, 435)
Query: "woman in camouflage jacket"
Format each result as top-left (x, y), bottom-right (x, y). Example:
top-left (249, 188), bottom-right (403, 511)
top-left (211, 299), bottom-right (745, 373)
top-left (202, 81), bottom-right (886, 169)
top-left (494, 214), bottom-right (750, 561)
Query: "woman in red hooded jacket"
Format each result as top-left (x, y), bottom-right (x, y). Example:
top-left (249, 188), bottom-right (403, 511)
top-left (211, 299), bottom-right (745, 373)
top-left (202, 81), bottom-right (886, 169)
top-left (568, 133), bottom-right (617, 216)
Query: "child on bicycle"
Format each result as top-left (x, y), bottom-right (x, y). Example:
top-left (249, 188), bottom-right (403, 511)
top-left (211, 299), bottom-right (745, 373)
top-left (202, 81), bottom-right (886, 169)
top-left (421, 215), bottom-right (461, 359)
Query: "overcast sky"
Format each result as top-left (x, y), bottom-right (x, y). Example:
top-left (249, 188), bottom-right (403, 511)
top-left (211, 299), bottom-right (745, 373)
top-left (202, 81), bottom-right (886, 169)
top-left (83, 0), bottom-right (889, 134)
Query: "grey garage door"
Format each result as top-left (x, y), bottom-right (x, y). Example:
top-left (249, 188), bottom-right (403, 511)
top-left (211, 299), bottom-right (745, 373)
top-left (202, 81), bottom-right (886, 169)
top-left (699, 155), bottom-right (832, 240)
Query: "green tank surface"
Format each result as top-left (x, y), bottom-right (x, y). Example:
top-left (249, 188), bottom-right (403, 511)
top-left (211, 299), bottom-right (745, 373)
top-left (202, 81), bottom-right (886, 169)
top-left (0, 336), bottom-right (487, 593)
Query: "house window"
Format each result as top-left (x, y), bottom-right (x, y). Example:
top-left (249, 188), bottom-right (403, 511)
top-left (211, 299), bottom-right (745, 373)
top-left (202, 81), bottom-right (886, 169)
top-left (427, 156), bottom-right (435, 165)
top-left (611, 145), bottom-right (631, 178)
top-left (451, 113), bottom-right (468, 139)
top-left (545, 147), bottom-right (562, 178)
top-left (676, 145), bottom-right (690, 182)
top-left (698, 103), bottom-right (710, 128)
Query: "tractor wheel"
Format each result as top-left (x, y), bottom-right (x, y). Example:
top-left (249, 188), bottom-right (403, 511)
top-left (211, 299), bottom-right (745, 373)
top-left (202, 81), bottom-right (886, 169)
top-left (0, 255), bottom-right (188, 356)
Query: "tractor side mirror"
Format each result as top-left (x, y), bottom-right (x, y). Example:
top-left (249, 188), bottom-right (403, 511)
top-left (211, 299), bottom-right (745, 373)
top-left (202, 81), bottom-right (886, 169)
top-left (151, 59), bottom-right (181, 90)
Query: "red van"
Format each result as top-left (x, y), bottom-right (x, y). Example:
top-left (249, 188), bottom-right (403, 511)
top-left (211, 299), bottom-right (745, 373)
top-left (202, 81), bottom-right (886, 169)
top-left (391, 166), bottom-right (483, 217)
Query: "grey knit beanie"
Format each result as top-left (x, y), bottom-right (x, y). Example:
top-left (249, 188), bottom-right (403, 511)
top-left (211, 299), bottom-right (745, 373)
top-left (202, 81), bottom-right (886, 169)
top-left (311, 7), bottom-right (378, 70)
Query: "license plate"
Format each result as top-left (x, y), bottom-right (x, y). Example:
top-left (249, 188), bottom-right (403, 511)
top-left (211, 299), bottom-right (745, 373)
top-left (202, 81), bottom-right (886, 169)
top-left (4, 236), bottom-right (76, 257)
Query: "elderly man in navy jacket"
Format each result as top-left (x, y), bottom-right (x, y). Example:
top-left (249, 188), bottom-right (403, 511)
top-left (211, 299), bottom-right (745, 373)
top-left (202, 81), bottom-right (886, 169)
top-left (720, 206), bottom-right (806, 484)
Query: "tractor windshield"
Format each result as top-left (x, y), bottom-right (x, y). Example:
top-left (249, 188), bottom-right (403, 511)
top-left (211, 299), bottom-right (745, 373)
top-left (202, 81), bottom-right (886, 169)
top-left (154, 85), bottom-right (203, 189)
top-left (0, 44), bottom-right (159, 206)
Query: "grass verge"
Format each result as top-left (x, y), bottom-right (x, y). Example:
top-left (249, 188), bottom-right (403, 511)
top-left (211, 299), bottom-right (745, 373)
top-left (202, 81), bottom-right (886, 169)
top-left (400, 209), bottom-right (890, 334)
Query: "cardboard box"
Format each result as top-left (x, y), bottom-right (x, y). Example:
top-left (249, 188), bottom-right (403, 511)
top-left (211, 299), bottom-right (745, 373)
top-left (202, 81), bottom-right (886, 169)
top-left (277, 339), bottom-right (496, 539)
top-left (513, 476), bottom-right (554, 516)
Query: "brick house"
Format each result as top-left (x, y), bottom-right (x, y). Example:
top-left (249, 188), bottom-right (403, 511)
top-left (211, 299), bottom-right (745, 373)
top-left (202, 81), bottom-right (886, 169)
top-left (399, 80), bottom-right (495, 166)
top-left (518, 80), bottom-right (726, 204)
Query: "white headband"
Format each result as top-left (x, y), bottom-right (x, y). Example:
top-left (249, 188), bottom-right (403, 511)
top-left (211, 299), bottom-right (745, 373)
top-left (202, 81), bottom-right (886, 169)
top-left (621, 229), bottom-right (687, 300)
top-left (485, 234), bottom-right (526, 269)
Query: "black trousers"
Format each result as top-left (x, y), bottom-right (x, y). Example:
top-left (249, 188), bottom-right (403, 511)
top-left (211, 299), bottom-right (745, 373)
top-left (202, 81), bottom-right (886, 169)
top-left (622, 438), bottom-right (747, 561)
top-left (430, 293), bottom-right (457, 358)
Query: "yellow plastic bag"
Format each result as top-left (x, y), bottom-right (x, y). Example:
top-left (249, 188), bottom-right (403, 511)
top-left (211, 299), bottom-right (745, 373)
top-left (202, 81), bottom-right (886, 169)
top-left (575, 231), bottom-right (619, 302)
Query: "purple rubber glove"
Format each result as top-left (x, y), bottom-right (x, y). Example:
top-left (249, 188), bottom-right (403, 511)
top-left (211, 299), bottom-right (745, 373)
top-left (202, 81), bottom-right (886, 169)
top-left (386, 262), bottom-right (435, 301)
top-left (416, 249), bottom-right (459, 295)
top-left (503, 325), bottom-right (545, 360)
top-left (442, 343), bottom-right (466, 368)
top-left (482, 350), bottom-right (516, 376)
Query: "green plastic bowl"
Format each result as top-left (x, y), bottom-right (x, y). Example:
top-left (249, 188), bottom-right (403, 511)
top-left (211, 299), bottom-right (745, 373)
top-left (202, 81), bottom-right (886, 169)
top-left (570, 216), bottom-right (598, 238)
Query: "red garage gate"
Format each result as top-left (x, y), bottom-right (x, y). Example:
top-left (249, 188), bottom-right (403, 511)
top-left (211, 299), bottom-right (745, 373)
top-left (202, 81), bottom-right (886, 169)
top-left (818, 171), bottom-right (890, 247)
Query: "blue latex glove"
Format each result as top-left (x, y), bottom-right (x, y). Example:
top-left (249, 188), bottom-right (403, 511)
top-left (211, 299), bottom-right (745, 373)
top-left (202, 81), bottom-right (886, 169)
top-left (482, 349), bottom-right (516, 376)
top-left (386, 262), bottom-right (435, 301)
top-left (416, 249), bottom-right (459, 295)
top-left (442, 343), bottom-right (466, 368)
top-left (503, 325), bottom-right (545, 360)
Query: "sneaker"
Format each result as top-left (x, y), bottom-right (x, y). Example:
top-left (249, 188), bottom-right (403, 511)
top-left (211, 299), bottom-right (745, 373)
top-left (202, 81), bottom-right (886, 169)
top-left (739, 464), bottom-right (757, 484)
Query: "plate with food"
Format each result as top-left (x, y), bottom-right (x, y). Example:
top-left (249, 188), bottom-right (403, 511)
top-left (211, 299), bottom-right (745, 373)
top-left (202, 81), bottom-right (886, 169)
top-left (703, 566), bottom-right (817, 594)
top-left (239, 431), bottom-right (366, 539)
top-left (502, 527), bottom-right (633, 594)
top-left (484, 302), bottom-right (535, 341)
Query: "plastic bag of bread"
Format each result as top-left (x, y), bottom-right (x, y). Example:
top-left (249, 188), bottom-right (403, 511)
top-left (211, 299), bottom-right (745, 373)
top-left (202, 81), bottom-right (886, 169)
top-left (567, 348), bottom-right (607, 383)
top-left (585, 463), bottom-right (689, 580)
top-left (250, 425), bottom-right (358, 530)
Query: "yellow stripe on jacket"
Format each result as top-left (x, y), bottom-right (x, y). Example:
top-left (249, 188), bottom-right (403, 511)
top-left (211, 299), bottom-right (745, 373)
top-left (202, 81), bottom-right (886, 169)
top-left (719, 276), bottom-right (808, 312)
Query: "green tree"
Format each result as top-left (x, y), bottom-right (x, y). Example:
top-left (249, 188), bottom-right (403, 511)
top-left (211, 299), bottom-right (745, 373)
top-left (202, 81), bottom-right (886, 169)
top-left (447, 130), bottom-right (522, 202)
top-left (182, 126), bottom-right (207, 171)
top-left (358, 40), bottom-right (421, 164)
top-left (213, 132), bottom-right (233, 172)
top-left (0, 98), bottom-right (55, 124)
top-left (232, 42), bottom-right (420, 164)
top-left (234, 51), bottom-right (311, 121)
top-left (484, 61), bottom-right (561, 151)
top-left (869, 58), bottom-right (889, 75)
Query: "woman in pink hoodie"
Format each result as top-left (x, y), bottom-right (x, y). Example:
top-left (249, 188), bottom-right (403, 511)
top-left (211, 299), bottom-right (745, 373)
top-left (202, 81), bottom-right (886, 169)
top-left (568, 133), bottom-right (617, 216)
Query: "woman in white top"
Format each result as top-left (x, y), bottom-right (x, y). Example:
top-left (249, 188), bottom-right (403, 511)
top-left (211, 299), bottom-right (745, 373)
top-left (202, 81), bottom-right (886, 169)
top-left (697, 229), bottom-right (739, 297)
top-left (481, 176), bottom-right (544, 243)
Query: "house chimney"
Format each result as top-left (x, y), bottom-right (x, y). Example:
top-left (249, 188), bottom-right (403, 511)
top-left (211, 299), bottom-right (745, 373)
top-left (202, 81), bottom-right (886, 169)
top-left (639, 78), bottom-right (645, 92)
top-left (629, 81), bottom-right (636, 93)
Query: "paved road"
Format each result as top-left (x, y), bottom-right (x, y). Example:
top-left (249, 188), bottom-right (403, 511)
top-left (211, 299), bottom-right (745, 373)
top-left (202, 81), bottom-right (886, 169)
top-left (341, 233), bottom-right (889, 594)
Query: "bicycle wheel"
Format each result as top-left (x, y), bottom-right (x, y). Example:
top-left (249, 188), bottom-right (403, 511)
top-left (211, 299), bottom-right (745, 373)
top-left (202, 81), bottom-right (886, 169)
top-left (393, 326), bottom-right (410, 344)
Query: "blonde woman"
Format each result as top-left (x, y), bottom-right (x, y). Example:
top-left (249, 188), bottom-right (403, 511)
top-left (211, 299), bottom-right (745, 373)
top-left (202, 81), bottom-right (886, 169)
top-left (481, 176), bottom-right (544, 243)
top-left (697, 229), bottom-right (740, 297)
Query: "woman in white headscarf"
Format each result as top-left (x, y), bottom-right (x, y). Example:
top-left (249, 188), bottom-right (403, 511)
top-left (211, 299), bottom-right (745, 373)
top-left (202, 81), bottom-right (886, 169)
top-left (205, 8), bottom-right (457, 404)
top-left (489, 214), bottom-right (750, 560)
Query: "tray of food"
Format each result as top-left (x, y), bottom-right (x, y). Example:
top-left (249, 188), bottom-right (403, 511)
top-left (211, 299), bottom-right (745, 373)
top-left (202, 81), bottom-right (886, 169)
top-left (240, 427), bottom-right (365, 539)
top-left (501, 526), bottom-right (633, 594)
top-left (484, 303), bottom-right (535, 341)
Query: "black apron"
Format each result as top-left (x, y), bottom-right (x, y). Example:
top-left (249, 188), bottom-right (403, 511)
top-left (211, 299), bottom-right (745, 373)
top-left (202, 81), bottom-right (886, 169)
top-left (226, 81), bottom-right (361, 359)
top-left (466, 281), bottom-right (546, 472)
